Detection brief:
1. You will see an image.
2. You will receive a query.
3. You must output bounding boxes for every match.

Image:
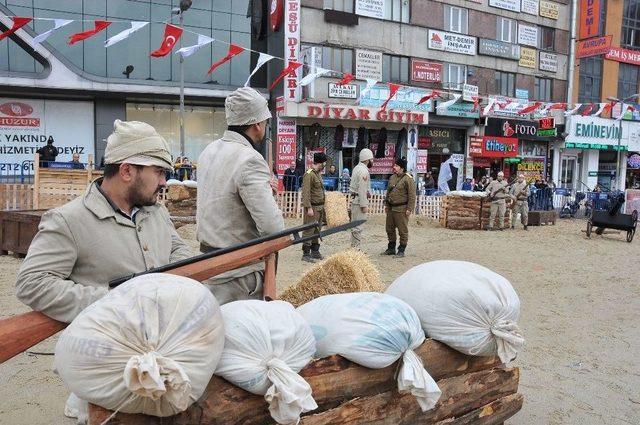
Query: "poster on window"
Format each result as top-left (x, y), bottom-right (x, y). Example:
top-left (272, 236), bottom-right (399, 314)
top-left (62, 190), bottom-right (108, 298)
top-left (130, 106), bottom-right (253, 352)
top-left (355, 0), bottom-right (385, 19)
top-left (521, 0), bottom-right (539, 15)
top-left (355, 49), bottom-right (383, 81)
top-left (416, 150), bottom-right (429, 173)
top-left (0, 98), bottom-right (95, 173)
top-left (489, 0), bottom-right (521, 12)
top-left (518, 24), bottom-right (539, 47)
top-left (276, 117), bottom-right (297, 190)
top-left (517, 158), bottom-right (545, 182)
top-left (368, 142), bottom-right (396, 174)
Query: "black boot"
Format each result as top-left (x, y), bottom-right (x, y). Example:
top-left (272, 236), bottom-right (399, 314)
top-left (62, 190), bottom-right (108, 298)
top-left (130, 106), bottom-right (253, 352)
top-left (302, 247), bottom-right (315, 263)
top-left (395, 245), bottom-right (406, 258)
top-left (310, 243), bottom-right (323, 260)
top-left (524, 224), bottom-right (528, 230)
top-left (381, 241), bottom-right (396, 255)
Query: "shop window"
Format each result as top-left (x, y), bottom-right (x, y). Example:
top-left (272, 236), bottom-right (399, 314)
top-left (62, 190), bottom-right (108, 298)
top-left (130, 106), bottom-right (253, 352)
top-left (497, 17), bottom-right (517, 43)
top-left (534, 77), bottom-right (552, 101)
top-left (323, 0), bottom-right (355, 13)
top-left (539, 26), bottom-right (555, 51)
top-left (321, 46), bottom-right (353, 77)
top-left (622, 0), bottom-right (640, 48)
top-left (618, 63), bottom-right (640, 99)
top-left (578, 56), bottom-right (603, 104)
top-left (443, 63), bottom-right (466, 90)
top-left (382, 54), bottom-right (409, 84)
top-left (444, 5), bottom-right (468, 34)
top-left (495, 71), bottom-right (515, 97)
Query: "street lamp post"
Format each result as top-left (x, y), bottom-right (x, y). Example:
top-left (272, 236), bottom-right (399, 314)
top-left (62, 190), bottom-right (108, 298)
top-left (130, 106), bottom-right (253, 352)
top-left (173, 0), bottom-right (192, 158)
top-left (607, 94), bottom-right (638, 191)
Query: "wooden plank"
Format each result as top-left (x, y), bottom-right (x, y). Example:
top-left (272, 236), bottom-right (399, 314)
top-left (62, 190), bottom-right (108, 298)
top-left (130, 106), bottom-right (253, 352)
top-left (433, 393), bottom-right (524, 425)
top-left (263, 253), bottom-right (277, 300)
top-left (0, 311), bottom-right (66, 363)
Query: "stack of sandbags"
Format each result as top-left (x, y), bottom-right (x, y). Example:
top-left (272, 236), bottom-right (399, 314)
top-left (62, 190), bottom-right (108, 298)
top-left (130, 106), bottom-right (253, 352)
top-left (441, 192), bottom-right (486, 230)
top-left (215, 300), bottom-right (317, 424)
top-left (324, 191), bottom-right (350, 228)
top-left (386, 261), bottom-right (524, 363)
top-left (54, 273), bottom-right (225, 417)
top-left (480, 197), bottom-right (512, 229)
top-left (298, 292), bottom-right (442, 412)
top-left (280, 249), bottom-right (385, 307)
top-left (166, 184), bottom-right (197, 228)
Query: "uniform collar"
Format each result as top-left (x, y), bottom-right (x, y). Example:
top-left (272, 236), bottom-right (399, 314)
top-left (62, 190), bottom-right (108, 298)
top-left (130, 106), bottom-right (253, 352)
top-left (223, 130), bottom-right (258, 150)
top-left (84, 179), bottom-right (156, 226)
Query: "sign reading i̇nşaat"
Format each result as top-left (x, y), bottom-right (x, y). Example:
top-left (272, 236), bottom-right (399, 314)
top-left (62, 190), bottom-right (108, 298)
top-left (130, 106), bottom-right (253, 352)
top-left (579, 0), bottom-right (601, 40)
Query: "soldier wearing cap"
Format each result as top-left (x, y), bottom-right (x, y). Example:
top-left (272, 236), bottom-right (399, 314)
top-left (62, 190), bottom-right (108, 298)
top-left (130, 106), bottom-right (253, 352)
top-left (197, 87), bottom-right (284, 304)
top-left (16, 120), bottom-right (193, 323)
top-left (510, 173), bottom-right (530, 230)
top-left (485, 171), bottom-right (509, 231)
top-left (301, 152), bottom-right (327, 262)
top-left (349, 148), bottom-right (374, 248)
top-left (382, 157), bottom-right (416, 258)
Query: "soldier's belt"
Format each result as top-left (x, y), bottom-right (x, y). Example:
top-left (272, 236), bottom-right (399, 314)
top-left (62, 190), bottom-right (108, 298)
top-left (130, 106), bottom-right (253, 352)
top-left (311, 202), bottom-right (325, 206)
top-left (387, 201), bottom-right (408, 207)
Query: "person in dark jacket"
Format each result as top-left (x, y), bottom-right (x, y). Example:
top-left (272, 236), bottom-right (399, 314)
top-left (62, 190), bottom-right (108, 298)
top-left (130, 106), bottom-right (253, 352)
top-left (69, 153), bottom-right (85, 170)
top-left (424, 171), bottom-right (436, 189)
top-left (36, 136), bottom-right (59, 167)
top-left (283, 162), bottom-right (298, 191)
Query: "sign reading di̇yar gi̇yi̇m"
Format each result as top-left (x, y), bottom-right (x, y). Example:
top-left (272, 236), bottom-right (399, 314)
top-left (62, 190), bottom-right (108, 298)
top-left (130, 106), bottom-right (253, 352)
top-left (428, 30), bottom-right (477, 56)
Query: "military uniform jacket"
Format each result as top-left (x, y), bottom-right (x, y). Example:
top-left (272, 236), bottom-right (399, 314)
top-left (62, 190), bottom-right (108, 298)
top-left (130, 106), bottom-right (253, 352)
top-left (302, 169), bottom-right (325, 209)
top-left (385, 173), bottom-right (416, 212)
top-left (349, 162), bottom-right (371, 207)
top-left (510, 181), bottom-right (530, 201)
top-left (485, 180), bottom-right (509, 200)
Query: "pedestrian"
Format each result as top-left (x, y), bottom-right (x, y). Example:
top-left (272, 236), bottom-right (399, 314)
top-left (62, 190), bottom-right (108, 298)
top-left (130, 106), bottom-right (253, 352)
top-left (462, 178), bottom-right (473, 191)
top-left (424, 171), bottom-right (436, 189)
top-left (197, 87), bottom-right (284, 304)
top-left (510, 173), bottom-right (530, 230)
top-left (349, 148), bottom-right (373, 248)
top-left (301, 152), bottom-right (327, 262)
top-left (69, 153), bottom-right (85, 170)
top-left (340, 168), bottom-right (351, 193)
top-left (36, 136), bottom-right (59, 167)
top-left (474, 177), bottom-right (486, 191)
top-left (382, 157), bottom-right (416, 258)
top-left (485, 171), bottom-right (509, 231)
top-left (283, 161), bottom-right (298, 191)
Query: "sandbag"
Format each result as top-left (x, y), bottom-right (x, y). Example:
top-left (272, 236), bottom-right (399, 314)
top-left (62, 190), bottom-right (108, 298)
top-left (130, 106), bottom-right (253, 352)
top-left (297, 292), bottom-right (441, 411)
top-left (215, 300), bottom-right (317, 424)
top-left (386, 260), bottom-right (524, 363)
top-left (54, 273), bottom-right (225, 417)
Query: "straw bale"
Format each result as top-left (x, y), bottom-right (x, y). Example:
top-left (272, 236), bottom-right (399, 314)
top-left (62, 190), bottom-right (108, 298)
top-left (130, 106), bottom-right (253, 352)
top-left (324, 192), bottom-right (350, 228)
top-left (167, 184), bottom-right (191, 201)
top-left (280, 249), bottom-right (384, 307)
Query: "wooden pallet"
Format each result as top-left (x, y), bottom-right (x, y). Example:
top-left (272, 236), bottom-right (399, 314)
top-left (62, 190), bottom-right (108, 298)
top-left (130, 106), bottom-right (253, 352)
top-left (88, 340), bottom-right (522, 425)
top-left (0, 209), bottom-right (46, 256)
top-left (528, 210), bottom-right (556, 226)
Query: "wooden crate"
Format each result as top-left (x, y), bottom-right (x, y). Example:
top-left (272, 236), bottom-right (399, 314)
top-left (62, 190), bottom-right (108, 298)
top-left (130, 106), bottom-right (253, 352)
top-left (0, 209), bottom-right (46, 255)
top-left (0, 184), bottom-right (33, 210)
top-left (528, 210), bottom-right (556, 226)
top-left (88, 339), bottom-right (522, 425)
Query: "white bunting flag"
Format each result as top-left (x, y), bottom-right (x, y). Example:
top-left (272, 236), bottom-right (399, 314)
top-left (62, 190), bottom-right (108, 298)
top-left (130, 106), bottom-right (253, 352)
top-left (105, 21), bottom-right (148, 48)
top-left (175, 33), bottom-right (214, 58)
top-left (300, 66), bottom-right (331, 87)
top-left (31, 19), bottom-right (73, 46)
top-left (482, 98), bottom-right (497, 116)
top-left (436, 94), bottom-right (461, 110)
top-left (593, 103), bottom-right (607, 117)
top-left (564, 103), bottom-right (582, 117)
top-left (358, 78), bottom-right (378, 97)
top-left (245, 53), bottom-right (275, 87)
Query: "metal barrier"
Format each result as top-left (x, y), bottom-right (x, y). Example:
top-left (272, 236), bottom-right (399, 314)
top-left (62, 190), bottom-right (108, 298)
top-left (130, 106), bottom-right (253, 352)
top-left (0, 161), bottom-right (35, 184)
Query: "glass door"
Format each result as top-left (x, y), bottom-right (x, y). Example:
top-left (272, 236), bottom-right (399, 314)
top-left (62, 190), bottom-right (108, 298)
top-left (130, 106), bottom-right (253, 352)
top-left (560, 155), bottom-right (578, 191)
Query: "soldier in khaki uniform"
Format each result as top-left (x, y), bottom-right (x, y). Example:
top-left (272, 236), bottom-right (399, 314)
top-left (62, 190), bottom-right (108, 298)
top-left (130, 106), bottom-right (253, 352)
top-left (301, 152), bottom-right (327, 262)
top-left (349, 148), bottom-right (374, 248)
top-left (485, 171), bottom-right (509, 231)
top-left (510, 173), bottom-right (530, 230)
top-left (382, 158), bottom-right (416, 258)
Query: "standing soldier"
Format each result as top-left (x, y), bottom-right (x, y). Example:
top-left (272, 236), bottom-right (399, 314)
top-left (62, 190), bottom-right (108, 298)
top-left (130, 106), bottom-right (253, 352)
top-left (382, 158), bottom-right (416, 258)
top-left (510, 173), bottom-right (530, 230)
top-left (485, 171), bottom-right (509, 231)
top-left (301, 152), bottom-right (327, 262)
top-left (349, 148), bottom-right (374, 248)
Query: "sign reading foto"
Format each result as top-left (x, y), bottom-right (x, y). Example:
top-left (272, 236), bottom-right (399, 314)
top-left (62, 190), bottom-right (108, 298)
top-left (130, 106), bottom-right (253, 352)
top-left (428, 30), bottom-right (477, 56)
top-left (328, 83), bottom-right (358, 99)
top-left (539, 51), bottom-right (558, 72)
top-left (355, 0), bottom-right (385, 19)
top-left (355, 49), bottom-right (383, 81)
top-left (411, 59), bottom-right (442, 82)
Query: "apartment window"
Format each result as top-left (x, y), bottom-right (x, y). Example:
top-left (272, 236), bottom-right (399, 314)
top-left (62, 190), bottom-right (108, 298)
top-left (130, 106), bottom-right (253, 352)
top-left (382, 54), bottom-right (409, 84)
top-left (495, 71), bottom-right (516, 97)
top-left (622, 0), bottom-right (640, 48)
top-left (321, 46), bottom-right (353, 76)
top-left (578, 57), bottom-right (603, 103)
top-left (323, 0), bottom-right (354, 13)
top-left (539, 26), bottom-right (555, 51)
top-left (618, 63), bottom-right (640, 99)
top-left (534, 77), bottom-right (552, 101)
top-left (384, 0), bottom-right (410, 23)
top-left (497, 17), bottom-right (517, 43)
top-left (444, 5), bottom-right (469, 34)
top-left (443, 63), bottom-right (467, 90)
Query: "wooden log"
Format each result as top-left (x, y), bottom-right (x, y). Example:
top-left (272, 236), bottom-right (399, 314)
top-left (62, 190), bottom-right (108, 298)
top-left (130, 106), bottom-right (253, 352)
top-left (0, 311), bottom-right (66, 364)
top-left (88, 340), bottom-right (502, 424)
top-left (299, 368), bottom-right (519, 425)
top-left (434, 393), bottom-right (524, 425)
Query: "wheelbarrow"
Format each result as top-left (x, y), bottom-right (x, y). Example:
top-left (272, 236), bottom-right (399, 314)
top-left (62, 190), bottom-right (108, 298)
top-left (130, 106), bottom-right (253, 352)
top-left (586, 193), bottom-right (638, 243)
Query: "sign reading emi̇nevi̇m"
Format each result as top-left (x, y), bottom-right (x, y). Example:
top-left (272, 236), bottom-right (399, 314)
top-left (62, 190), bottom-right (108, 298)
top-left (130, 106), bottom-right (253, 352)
top-left (428, 30), bottom-right (477, 56)
top-left (478, 39), bottom-right (520, 60)
top-left (355, 0), bottom-right (385, 19)
top-left (489, 0), bottom-right (521, 12)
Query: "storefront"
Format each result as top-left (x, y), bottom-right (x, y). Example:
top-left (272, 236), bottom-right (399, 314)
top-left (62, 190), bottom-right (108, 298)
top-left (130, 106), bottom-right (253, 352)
top-left (627, 152), bottom-right (640, 189)
top-left (469, 135), bottom-right (519, 179)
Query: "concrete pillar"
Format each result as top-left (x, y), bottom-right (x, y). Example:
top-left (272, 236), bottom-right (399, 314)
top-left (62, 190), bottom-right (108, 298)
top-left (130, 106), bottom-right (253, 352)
top-left (584, 149), bottom-right (600, 190)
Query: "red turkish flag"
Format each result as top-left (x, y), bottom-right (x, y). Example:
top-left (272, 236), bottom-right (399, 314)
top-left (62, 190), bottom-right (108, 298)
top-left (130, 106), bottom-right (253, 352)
top-left (380, 83), bottom-right (401, 110)
top-left (471, 96), bottom-right (480, 112)
top-left (269, 61), bottom-right (302, 91)
top-left (336, 73), bottom-right (355, 86)
top-left (517, 101), bottom-right (542, 115)
top-left (0, 17), bottom-right (32, 42)
top-left (207, 44), bottom-right (245, 74)
top-left (582, 103), bottom-right (594, 116)
top-left (549, 102), bottom-right (567, 110)
top-left (150, 24), bottom-right (183, 57)
top-left (602, 101), bottom-right (616, 116)
top-left (417, 90), bottom-right (440, 106)
top-left (68, 20), bottom-right (111, 45)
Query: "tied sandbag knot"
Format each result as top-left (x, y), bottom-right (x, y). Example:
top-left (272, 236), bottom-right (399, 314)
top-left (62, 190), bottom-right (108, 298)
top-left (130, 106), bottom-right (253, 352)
top-left (490, 319), bottom-right (525, 363)
top-left (264, 357), bottom-right (318, 424)
top-left (398, 350), bottom-right (442, 412)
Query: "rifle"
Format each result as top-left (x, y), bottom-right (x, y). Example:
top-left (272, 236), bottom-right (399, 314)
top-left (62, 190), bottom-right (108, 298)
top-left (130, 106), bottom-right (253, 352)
top-left (0, 220), bottom-right (364, 364)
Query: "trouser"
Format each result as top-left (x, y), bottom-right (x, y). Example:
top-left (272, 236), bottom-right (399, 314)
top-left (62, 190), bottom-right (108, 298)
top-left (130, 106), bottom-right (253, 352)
top-left (512, 200), bottom-right (529, 226)
top-left (489, 200), bottom-right (507, 229)
top-left (386, 210), bottom-right (409, 246)
top-left (203, 271), bottom-right (264, 305)
top-left (302, 206), bottom-right (324, 251)
top-left (350, 203), bottom-right (367, 248)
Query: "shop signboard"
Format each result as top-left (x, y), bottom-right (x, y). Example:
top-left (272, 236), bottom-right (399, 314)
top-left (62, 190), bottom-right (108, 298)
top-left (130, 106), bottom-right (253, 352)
top-left (490, 0), bottom-right (521, 12)
top-left (539, 0), bottom-right (559, 19)
top-left (576, 35), bottom-right (612, 58)
top-left (579, 0), bottom-right (601, 40)
top-left (518, 25), bottom-right (539, 47)
top-left (517, 157), bottom-right (545, 181)
top-left (474, 136), bottom-right (519, 157)
top-left (328, 83), bottom-right (358, 99)
top-left (539, 52), bottom-right (558, 72)
top-left (368, 142), bottom-right (396, 174)
top-left (411, 59), bottom-right (442, 82)
top-left (625, 189), bottom-right (640, 214)
top-left (469, 136), bottom-right (483, 155)
top-left (298, 102), bottom-right (429, 124)
top-left (463, 84), bottom-right (479, 102)
top-left (478, 38), bottom-right (520, 60)
top-left (276, 117), bottom-right (297, 189)
top-left (519, 47), bottom-right (537, 68)
top-left (284, 0), bottom-right (301, 101)
top-left (516, 89), bottom-right (529, 99)
top-left (355, 0), bottom-right (385, 19)
top-left (605, 47), bottom-right (640, 66)
top-left (485, 118), bottom-right (558, 140)
top-left (0, 98), bottom-right (95, 173)
top-left (565, 116), bottom-right (630, 148)
top-left (424, 127), bottom-right (466, 154)
top-left (416, 149), bottom-right (429, 173)
top-left (436, 100), bottom-right (480, 118)
top-left (564, 142), bottom-right (628, 151)
top-left (428, 30), bottom-right (477, 56)
top-left (355, 49), bottom-right (383, 81)
top-left (522, 0), bottom-right (539, 15)
top-left (359, 85), bottom-right (434, 112)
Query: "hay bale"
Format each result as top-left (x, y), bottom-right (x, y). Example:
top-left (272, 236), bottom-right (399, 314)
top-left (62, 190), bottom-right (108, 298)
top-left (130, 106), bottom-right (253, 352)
top-left (280, 249), bottom-right (384, 307)
top-left (167, 184), bottom-right (191, 201)
top-left (324, 192), bottom-right (350, 228)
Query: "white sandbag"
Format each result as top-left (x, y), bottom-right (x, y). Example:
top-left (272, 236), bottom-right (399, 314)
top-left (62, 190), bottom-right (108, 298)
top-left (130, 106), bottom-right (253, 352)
top-left (54, 273), bottom-right (225, 417)
top-left (166, 179), bottom-right (182, 186)
top-left (386, 260), bottom-right (524, 363)
top-left (215, 300), bottom-right (317, 424)
top-left (297, 292), bottom-right (441, 412)
top-left (182, 179), bottom-right (198, 188)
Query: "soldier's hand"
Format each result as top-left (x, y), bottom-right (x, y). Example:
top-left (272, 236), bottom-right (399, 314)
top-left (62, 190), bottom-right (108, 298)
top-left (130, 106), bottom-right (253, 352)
top-left (307, 208), bottom-right (315, 217)
top-left (405, 209), bottom-right (412, 217)
top-left (361, 206), bottom-right (368, 214)
top-left (270, 177), bottom-right (278, 194)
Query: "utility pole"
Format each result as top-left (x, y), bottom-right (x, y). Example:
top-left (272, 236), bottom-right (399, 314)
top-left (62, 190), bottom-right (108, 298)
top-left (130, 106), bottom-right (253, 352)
top-left (173, 0), bottom-right (192, 157)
